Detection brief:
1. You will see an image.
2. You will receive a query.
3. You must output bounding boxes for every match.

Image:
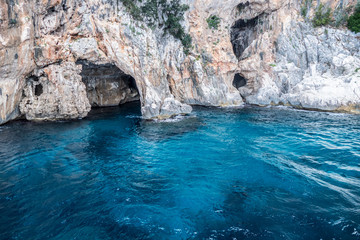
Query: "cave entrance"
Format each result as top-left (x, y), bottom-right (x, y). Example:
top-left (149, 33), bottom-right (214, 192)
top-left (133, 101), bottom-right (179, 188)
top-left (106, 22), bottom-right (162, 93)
top-left (233, 73), bottom-right (247, 89)
top-left (77, 60), bottom-right (140, 108)
top-left (230, 14), bottom-right (263, 59)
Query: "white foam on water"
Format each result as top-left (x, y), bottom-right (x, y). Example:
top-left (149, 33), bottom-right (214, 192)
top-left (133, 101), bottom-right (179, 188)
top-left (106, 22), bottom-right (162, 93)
top-left (264, 156), bottom-right (360, 206)
top-left (125, 115), bottom-right (140, 119)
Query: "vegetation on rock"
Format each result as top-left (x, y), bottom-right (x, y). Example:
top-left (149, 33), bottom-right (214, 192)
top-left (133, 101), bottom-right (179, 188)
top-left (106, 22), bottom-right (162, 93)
top-left (206, 15), bottom-right (221, 30)
top-left (312, 3), bottom-right (332, 27)
top-left (119, 0), bottom-right (192, 54)
top-left (347, 3), bottom-right (360, 33)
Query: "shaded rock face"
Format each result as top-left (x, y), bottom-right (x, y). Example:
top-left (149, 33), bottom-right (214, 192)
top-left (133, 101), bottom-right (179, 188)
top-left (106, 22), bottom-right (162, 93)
top-left (78, 60), bottom-right (140, 107)
top-left (19, 62), bottom-right (91, 121)
top-left (231, 14), bottom-right (264, 60)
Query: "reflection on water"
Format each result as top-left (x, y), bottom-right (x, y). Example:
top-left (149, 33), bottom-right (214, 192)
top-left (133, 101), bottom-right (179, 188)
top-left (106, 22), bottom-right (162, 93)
top-left (136, 116), bottom-right (204, 141)
top-left (0, 102), bottom-right (360, 239)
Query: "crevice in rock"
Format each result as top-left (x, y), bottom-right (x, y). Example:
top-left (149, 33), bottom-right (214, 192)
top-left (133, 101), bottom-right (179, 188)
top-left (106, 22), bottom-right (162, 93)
top-left (62, 0), bottom-right (68, 11)
top-left (77, 60), bottom-right (140, 108)
top-left (233, 73), bottom-right (247, 89)
top-left (6, 0), bottom-right (18, 28)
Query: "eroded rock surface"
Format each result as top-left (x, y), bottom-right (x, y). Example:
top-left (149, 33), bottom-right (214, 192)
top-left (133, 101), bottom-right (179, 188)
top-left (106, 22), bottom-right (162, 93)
top-left (274, 23), bottom-right (360, 112)
top-left (230, 0), bottom-right (360, 113)
top-left (19, 62), bottom-right (91, 121)
top-left (0, 0), bottom-right (35, 124)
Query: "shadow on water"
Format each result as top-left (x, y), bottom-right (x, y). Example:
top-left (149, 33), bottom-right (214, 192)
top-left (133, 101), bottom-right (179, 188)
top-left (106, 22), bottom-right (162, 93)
top-left (87, 101), bottom-right (204, 142)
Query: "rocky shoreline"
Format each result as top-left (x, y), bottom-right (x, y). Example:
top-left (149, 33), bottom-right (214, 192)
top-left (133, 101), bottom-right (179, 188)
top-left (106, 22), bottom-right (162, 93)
top-left (0, 0), bottom-right (359, 125)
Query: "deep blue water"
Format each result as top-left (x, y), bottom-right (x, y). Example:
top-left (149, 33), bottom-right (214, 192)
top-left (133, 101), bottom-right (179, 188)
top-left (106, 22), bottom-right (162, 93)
top-left (0, 102), bottom-right (360, 240)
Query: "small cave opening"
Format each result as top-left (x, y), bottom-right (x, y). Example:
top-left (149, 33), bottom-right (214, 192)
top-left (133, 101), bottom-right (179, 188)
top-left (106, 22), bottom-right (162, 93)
top-left (233, 73), bottom-right (247, 89)
top-left (230, 14), bottom-right (263, 59)
top-left (77, 60), bottom-right (140, 108)
top-left (34, 84), bottom-right (43, 96)
top-left (23, 75), bottom-right (44, 97)
top-left (236, 2), bottom-right (250, 12)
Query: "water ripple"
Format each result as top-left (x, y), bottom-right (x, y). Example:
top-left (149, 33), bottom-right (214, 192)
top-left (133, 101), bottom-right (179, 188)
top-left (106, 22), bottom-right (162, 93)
top-left (0, 103), bottom-right (359, 239)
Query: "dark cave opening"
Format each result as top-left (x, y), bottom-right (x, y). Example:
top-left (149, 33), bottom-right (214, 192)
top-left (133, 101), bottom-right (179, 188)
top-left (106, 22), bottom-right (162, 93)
top-left (24, 75), bottom-right (43, 97)
top-left (77, 60), bottom-right (140, 108)
top-left (34, 84), bottom-right (43, 96)
top-left (236, 2), bottom-right (250, 12)
top-left (230, 15), bottom-right (262, 59)
top-left (233, 73), bottom-right (247, 89)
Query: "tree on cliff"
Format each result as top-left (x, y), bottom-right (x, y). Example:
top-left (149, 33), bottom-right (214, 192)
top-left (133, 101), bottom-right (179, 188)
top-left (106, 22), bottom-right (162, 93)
top-left (347, 3), bottom-right (360, 33)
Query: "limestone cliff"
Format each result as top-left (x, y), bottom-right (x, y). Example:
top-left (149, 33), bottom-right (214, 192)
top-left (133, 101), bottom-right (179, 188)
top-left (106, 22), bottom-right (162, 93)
top-left (0, 0), bottom-right (359, 124)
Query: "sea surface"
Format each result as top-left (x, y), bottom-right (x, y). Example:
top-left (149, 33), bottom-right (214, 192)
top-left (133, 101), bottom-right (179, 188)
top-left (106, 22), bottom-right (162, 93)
top-left (0, 102), bottom-right (360, 239)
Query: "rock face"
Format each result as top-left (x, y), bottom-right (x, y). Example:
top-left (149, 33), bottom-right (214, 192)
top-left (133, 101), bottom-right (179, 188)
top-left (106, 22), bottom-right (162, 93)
top-left (0, 0), bottom-right (359, 124)
top-left (0, 0), bottom-right (35, 124)
top-left (19, 62), bottom-right (91, 121)
top-left (230, 0), bottom-right (360, 113)
top-left (270, 23), bottom-right (360, 113)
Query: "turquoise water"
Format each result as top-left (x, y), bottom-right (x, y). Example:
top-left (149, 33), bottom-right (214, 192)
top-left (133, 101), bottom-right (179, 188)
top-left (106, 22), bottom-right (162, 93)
top-left (0, 102), bottom-right (360, 239)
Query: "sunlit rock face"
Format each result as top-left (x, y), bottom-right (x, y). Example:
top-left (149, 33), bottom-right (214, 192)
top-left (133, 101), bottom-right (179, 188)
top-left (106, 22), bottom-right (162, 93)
top-left (19, 62), bottom-right (91, 121)
top-left (261, 22), bottom-right (360, 113)
top-left (0, 0), bottom-right (35, 124)
top-left (229, 0), bottom-right (360, 113)
top-left (0, 0), bottom-right (359, 124)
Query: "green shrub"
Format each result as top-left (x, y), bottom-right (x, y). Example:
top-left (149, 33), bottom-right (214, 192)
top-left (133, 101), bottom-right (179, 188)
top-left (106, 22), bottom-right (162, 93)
top-left (206, 15), bottom-right (221, 30)
top-left (181, 34), bottom-right (192, 55)
top-left (347, 3), bottom-right (360, 33)
top-left (237, 4), bottom-right (246, 14)
top-left (301, 6), bottom-right (307, 17)
top-left (313, 3), bottom-right (332, 27)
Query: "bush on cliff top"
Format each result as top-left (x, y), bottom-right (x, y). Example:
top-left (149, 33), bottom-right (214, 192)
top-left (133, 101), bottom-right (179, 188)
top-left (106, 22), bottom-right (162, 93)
top-left (347, 3), bottom-right (360, 33)
top-left (120, 0), bottom-right (192, 54)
